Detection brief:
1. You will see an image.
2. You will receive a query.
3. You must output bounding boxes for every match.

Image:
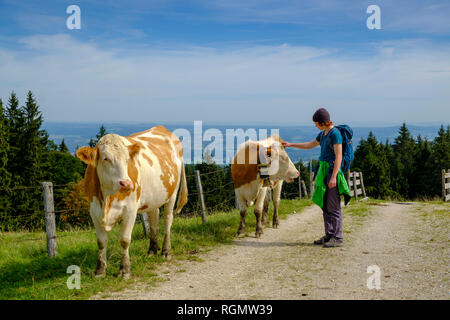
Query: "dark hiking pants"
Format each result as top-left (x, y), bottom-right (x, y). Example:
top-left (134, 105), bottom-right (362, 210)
top-left (322, 186), bottom-right (343, 241)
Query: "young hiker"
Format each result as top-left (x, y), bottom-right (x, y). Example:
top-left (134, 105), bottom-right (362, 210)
top-left (282, 108), bottom-right (350, 247)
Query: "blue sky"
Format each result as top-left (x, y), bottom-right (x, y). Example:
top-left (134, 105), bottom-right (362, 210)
top-left (0, 0), bottom-right (449, 125)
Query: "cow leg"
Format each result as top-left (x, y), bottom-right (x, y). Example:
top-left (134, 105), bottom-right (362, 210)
top-left (235, 192), bottom-right (247, 237)
top-left (254, 188), bottom-right (267, 238)
top-left (161, 194), bottom-right (176, 258)
top-left (262, 190), bottom-right (270, 226)
top-left (93, 224), bottom-right (108, 277)
top-left (272, 181), bottom-right (283, 229)
top-left (147, 208), bottom-right (160, 255)
top-left (118, 210), bottom-right (137, 279)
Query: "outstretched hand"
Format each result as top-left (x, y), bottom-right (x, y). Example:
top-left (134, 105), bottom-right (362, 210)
top-left (281, 141), bottom-right (291, 148)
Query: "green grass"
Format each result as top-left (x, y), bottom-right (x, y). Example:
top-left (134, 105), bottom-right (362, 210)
top-left (344, 200), bottom-right (372, 218)
top-left (340, 198), bottom-right (381, 233)
top-left (0, 198), bottom-right (312, 300)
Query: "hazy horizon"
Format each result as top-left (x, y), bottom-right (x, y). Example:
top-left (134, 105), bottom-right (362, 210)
top-left (42, 121), bottom-right (448, 163)
top-left (43, 119), bottom-right (450, 128)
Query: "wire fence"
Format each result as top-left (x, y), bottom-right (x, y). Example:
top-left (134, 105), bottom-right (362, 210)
top-left (186, 167), bottom-right (227, 178)
top-left (0, 164), bottom-right (311, 254)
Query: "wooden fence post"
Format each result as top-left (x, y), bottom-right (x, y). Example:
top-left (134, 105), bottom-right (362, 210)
top-left (448, 169), bottom-right (450, 202)
top-left (140, 213), bottom-right (150, 237)
top-left (298, 165), bottom-right (302, 199)
top-left (42, 182), bottom-right (57, 258)
top-left (352, 172), bottom-right (359, 201)
top-left (301, 180), bottom-right (308, 199)
top-left (345, 170), bottom-right (352, 191)
top-left (443, 169), bottom-right (447, 202)
top-left (346, 172), bottom-right (352, 198)
top-left (359, 171), bottom-right (367, 198)
top-left (195, 170), bottom-right (207, 223)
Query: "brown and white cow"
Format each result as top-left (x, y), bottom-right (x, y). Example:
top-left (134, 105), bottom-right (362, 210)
top-left (76, 125), bottom-right (187, 278)
top-left (231, 135), bottom-right (299, 238)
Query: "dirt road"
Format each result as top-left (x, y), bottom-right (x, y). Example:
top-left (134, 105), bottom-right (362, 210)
top-left (96, 201), bottom-right (449, 300)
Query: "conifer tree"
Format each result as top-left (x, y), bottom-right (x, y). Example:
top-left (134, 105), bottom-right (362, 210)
top-left (411, 135), bottom-right (432, 198)
top-left (59, 138), bottom-right (69, 153)
top-left (0, 99), bottom-right (12, 227)
top-left (353, 132), bottom-right (392, 198)
top-left (89, 125), bottom-right (108, 147)
top-left (5, 92), bottom-right (24, 184)
top-left (6, 91), bottom-right (51, 229)
top-left (392, 123), bottom-right (416, 198)
top-left (96, 124), bottom-right (107, 141)
top-left (426, 125), bottom-right (450, 196)
top-left (21, 91), bottom-right (50, 183)
top-left (88, 137), bottom-right (96, 148)
top-left (47, 140), bottom-right (58, 151)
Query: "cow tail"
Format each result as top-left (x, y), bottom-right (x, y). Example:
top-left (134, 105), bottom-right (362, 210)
top-left (175, 161), bottom-right (188, 214)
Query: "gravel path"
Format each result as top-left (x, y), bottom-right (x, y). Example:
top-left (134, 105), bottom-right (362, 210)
top-left (95, 202), bottom-right (449, 300)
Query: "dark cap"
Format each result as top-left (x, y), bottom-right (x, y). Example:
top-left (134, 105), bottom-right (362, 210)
top-left (312, 108), bottom-right (330, 124)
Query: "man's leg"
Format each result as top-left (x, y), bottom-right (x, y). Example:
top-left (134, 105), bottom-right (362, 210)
top-left (323, 188), bottom-right (333, 238)
top-left (322, 186), bottom-right (343, 247)
top-left (314, 188), bottom-right (332, 245)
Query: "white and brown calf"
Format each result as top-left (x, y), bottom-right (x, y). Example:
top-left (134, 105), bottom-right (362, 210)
top-left (231, 135), bottom-right (299, 238)
top-left (76, 126), bottom-right (187, 278)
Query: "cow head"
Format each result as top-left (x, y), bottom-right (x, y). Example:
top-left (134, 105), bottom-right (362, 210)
top-left (76, 134), bottom-right (141, 195)
top-left (260, 141), bottom-right (299, 183)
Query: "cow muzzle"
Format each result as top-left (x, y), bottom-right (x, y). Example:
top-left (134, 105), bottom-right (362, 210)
top-left (285, 170), bottom-right (300, 183)
top-left (118, 180), bottom-right (133, 191)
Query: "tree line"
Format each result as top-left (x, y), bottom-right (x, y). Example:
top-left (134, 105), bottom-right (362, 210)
top-left (0, 91), bottom-right (92, 231)
top-left (0, 91), bottom-right (449, 231)
top-left (352, 123), bottom-right (450, 200)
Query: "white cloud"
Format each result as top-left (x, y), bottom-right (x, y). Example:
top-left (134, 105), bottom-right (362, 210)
top-left (0, 34), bottom-right (449, 124)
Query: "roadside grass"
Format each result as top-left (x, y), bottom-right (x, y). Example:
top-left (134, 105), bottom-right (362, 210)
top-left (414, 201), bottom-right (450, 243)
top-left (341, 197), bottom-right (382, 234)
top-left (0, 198), bottom-right (312, 300)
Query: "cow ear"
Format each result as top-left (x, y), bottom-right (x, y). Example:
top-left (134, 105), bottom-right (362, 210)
top-left (128, 143), bottom-right (141, 158)
top-left (76, 146), bottom-right (97, 166)
top-left (267, 143), bottom-right (279, 160)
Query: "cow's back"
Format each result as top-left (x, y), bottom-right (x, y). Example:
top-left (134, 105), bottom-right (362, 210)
top-left (125, 126), bottom-right (184, 208)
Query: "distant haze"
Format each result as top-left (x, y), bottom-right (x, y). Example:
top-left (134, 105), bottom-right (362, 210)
top-left (43, 121), bottom-right (448, 163)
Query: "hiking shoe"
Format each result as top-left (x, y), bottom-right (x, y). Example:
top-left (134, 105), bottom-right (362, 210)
top-left (313, 235), bottom-right (331, 245)
top-left (323, 237), bottom-right (343, 248)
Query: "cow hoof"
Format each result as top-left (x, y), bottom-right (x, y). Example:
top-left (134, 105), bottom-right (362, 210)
top-left (255, 230), bottom-right (263, 238)
top-left (94, 266), bottom-right (106, 277)
top-left (236, 231), bottom-right (246, 238)
top-left (273, 222), bottom-right (279, 229)
top-left (118, 270), bottom-right (131, 279)
top-left (147, 248), bottom-right (158, 256)
top-left (161, 250), bottom-right (171, 259)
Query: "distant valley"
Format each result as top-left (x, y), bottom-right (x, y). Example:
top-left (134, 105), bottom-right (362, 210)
top-left (43, 122), bottom-right (447, 164)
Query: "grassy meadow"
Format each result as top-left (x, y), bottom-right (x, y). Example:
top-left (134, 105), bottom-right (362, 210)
top-left (0, 199), bottom-right (312, 300)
